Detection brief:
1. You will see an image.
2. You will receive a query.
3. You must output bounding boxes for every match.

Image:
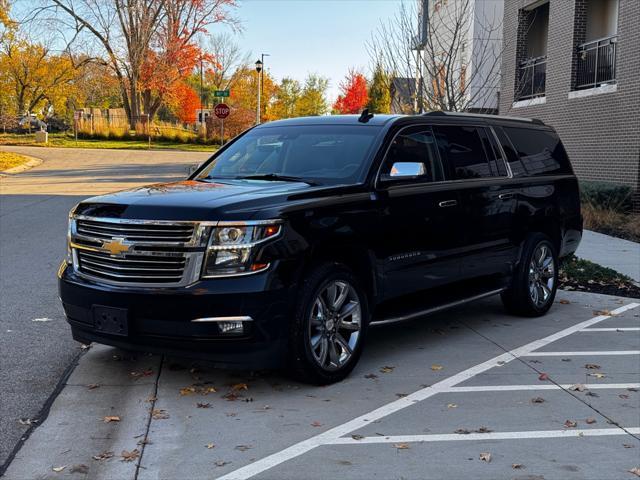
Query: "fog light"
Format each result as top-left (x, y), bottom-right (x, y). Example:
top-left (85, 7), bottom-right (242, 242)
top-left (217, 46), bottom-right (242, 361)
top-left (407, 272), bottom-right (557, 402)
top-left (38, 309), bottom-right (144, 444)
top-left (218, 321), bottom-right (244, 335)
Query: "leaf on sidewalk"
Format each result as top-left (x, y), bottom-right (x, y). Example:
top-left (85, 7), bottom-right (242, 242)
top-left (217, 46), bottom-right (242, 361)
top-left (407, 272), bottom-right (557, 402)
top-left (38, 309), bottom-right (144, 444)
top-left (538, 373), bottom-right (549, 381)
top-left (129, 369), bottom-right (154, 379)
top-left (379, 366), bottom-right (395, 374)
top-left (231, 383), bottom-right (248, 391)
top-left (447, 403), bottom-right (458, 409)
top-left (454, 428), bottom-right (471, 434)
top-left (197, 403), bottom-right (211, 409)
top-left (206, 443), bottom-right (215, 449)
top-left (120, 449), bottom-right (140, 462)
top-left (364, 373), bottom-right (378, 379)
top-left (103, 416), bottom-right (121, 423)
top-left (52, 466), bottom-right (66, 472)
top-left (593, 309), bottom-right (614, 316)
top-left (629, 467), bottom-right (640, 477)
top-left (585, 391), bottom-right (599, 397)
top-left (512, 463), bottom-right (524, 469)
top-left (475, 426), bottom-right (493, 433)
top-left (215, 460), bottom-right (229, 467)
top-left (431, 364), bottom-right (443, 371)
top-left (531, 397), bottom-right (545, 404)
top-left (311, 421), bottom-right (323, 427)
top-left (151, 409), bottom-right (169, 420)
top-left (393, 443), bottom-right (410, 449)
top-left (569, 384), bottom-right (586, 392)
top-left (479, 452), bottom-right (492, 463)
top-left (86, 384), bottom-right (100, 390)
top-left (564, 419), bottom-right (578, 428)
top-left (585, 417), bottom-right (597, 424)
top-left (588, 373), bottom-right (606, 379)
top-left (92, 451), bottom-right (114, 461)
top-left (18, 418), bottom-right (37, 426)
top-left (235, 445), bottom-right (252, 452)
top-left (558, 299), bottom-right (570, 304)
top-left (584, 363), bottom-right (601, 369)
top-left (351, 434), bottom-right (365, 440)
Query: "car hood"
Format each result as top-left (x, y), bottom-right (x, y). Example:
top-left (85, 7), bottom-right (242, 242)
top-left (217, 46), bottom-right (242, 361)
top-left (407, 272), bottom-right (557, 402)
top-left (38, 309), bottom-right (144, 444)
top-left (74, 179), bottom-right (325, 221)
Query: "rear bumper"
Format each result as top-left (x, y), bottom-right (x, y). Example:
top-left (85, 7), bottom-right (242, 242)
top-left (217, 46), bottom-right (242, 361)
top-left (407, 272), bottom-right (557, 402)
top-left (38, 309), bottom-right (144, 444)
top-left (58, 263), bottom-right (293, 368)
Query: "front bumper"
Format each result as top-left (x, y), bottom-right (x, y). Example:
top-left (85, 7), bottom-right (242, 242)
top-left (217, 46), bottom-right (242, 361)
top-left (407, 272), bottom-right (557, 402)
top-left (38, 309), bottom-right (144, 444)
top-left (58, 263), bottom-right (293, 368)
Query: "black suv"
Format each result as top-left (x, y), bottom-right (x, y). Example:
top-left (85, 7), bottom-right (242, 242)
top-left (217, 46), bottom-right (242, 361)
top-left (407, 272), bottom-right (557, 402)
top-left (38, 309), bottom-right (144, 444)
top-left (59, 112), bottom-right (582, 384)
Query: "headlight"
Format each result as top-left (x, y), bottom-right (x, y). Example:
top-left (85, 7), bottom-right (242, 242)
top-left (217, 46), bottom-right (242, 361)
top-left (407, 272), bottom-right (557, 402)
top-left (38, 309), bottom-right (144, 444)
top-left (202, 222), bottom-right (282, 277)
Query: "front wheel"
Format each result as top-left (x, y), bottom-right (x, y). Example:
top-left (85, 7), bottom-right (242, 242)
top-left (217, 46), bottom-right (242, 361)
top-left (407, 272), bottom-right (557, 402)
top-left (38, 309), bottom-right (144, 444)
top-left (287, 263), bottom-right (369, 385)
top-left (502, 233), bottom-right (559, 317)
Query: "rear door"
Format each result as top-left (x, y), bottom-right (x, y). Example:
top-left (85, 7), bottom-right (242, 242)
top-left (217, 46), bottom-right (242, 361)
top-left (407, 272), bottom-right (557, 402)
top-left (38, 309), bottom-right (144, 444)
top-left (376, 125), bottom-right (465, 299)
top-left (432, 124), bottom-right (517, 280)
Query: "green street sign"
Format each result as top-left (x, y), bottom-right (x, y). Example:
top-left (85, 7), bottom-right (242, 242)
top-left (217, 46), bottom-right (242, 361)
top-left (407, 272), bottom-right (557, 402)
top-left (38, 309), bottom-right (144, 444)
top-left (214, 90), bottom-right (230, 97)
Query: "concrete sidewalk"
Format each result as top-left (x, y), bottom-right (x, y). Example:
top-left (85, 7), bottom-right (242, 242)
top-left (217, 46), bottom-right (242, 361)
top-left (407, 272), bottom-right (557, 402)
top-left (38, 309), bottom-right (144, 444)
top-left (576, 230), bottom-right (640, 283)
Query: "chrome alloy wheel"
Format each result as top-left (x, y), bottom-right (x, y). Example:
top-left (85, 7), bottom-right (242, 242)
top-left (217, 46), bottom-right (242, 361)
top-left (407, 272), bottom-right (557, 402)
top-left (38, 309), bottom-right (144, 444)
top-left (308, 280), bottom-right (362, 371)
top-left (528, 244), bottom-right (555, 307)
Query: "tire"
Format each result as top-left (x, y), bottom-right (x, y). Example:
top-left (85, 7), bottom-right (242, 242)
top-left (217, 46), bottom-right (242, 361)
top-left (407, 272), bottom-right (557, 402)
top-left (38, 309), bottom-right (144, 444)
top-left (287, 262), bottom-right (369, 385)
top-left (501, 233), bottom-right (559, 317)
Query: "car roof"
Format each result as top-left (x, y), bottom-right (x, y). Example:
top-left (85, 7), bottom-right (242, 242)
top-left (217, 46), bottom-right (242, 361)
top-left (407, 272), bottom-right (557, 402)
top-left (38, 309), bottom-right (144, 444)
top-left (256, 111), bottom-right (546, 130)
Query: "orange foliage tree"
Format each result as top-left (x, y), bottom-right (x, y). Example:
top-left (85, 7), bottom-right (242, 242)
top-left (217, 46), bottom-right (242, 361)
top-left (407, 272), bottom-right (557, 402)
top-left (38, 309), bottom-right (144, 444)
top-left (333, 69), bottom-right (369, 114)
top-left (167, 82), bottom-right (201, 124)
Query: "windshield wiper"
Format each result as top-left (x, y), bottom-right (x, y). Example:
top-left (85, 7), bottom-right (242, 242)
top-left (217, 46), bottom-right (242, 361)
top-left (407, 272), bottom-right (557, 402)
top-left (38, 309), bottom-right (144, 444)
top-left (238, 173), bottom-right (318, 186)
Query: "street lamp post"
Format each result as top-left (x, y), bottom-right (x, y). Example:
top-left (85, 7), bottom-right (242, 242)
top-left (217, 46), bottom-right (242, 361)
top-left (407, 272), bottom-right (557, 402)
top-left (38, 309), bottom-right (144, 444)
top-left (255, 59), bottom-right (263, 124)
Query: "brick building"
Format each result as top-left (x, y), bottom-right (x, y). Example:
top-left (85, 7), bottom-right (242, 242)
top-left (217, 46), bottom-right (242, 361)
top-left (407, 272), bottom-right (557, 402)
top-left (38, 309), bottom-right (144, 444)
top-left (498, 0), bottom-right (640, 206)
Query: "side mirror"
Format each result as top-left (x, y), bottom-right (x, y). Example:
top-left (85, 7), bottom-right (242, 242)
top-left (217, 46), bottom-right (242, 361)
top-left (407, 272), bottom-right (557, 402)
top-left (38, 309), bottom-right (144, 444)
top-left (379, 161), bottom-right (425, 182)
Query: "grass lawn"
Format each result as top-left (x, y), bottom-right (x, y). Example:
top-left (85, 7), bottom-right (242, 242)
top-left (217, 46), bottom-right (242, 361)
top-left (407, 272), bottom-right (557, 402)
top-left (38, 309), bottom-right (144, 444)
top-left (0, 151), bottom-right (32, 171)
top-left (0, 133), bottom-right (219, 153)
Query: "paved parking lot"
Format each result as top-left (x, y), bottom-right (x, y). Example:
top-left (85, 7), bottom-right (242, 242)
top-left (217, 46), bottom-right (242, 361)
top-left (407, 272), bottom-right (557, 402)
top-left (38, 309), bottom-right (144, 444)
top-left (4, 290), bottom-right (639, 480)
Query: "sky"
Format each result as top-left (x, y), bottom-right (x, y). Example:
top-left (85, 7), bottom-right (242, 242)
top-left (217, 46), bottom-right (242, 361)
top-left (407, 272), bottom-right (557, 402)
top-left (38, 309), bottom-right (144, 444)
top-left (218, 0), bottom-right (404, 102)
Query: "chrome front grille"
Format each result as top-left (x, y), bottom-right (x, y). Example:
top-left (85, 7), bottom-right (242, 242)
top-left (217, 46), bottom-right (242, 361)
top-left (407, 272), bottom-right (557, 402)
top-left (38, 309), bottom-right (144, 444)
top-left (77, 250), bottom-right (187, 284)
top-left (70, 216), bottom-right (211, 287)
top-left (76, 218), bottom-right (194, 244)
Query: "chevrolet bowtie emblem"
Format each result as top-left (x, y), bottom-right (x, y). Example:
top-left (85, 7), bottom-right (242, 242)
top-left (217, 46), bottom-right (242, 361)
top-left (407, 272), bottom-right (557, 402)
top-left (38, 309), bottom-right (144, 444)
top-left (102, 238), bottom-right (130, 256)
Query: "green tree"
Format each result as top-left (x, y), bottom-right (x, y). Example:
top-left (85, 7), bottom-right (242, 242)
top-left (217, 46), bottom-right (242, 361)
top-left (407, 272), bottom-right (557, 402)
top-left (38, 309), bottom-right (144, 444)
top-left (367, 64), bottom-right (391, 113)
top-left (295, 74), bottom-right (329, 117)
top-left (271, 77), bottom-right (301, 119)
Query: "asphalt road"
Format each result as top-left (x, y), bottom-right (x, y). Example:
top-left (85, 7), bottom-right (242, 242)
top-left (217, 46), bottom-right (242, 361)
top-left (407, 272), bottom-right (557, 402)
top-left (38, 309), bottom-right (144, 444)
top-left (0, 146), bottom-right (211, 469)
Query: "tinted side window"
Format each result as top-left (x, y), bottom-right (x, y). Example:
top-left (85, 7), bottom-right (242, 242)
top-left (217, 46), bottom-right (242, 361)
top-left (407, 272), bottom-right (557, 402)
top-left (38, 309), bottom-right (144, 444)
top-left (433, 125), bottom-right (492, 179)
top-left (504, 127), bottom-right (572, 175)
top-left (494, 127), bottom-right (527, 177)
top-left (383, 128), bottom-right (445, 182)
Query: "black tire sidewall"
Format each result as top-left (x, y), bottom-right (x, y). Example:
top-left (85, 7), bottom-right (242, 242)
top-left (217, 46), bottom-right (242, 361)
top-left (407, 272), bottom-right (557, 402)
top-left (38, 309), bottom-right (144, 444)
top-left (514, 234), bottom-right (559, 316)
top-left (289, 263), bottom-right (369, 384)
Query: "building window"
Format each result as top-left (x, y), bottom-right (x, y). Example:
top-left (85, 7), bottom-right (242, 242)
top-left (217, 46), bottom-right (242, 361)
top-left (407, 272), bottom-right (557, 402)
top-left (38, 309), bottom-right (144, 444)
top-left (573, 0), bottom-right (619, 90)
top-left (514, 1), bottom-right (549, 101)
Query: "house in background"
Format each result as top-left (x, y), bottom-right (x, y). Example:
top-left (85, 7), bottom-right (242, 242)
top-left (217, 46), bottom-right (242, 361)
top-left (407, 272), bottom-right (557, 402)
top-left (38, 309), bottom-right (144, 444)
top-left (499, 0), bottom-right (639, 207)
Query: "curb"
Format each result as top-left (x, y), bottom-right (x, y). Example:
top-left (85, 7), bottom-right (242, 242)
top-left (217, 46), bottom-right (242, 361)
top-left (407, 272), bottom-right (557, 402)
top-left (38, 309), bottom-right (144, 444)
top-left (0, 155), bottom-right (43, 176)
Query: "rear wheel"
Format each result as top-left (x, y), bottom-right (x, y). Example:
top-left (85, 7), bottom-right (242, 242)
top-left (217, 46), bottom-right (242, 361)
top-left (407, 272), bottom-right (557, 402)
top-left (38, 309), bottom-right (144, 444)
top-left (502, 233), bottom-right (558, 317)
top-left (287, 263), bottom-right (368, 384)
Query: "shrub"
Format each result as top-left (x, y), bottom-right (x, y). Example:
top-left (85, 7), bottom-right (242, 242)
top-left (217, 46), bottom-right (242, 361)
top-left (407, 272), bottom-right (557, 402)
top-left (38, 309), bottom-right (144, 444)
top-left (579, 181), bottom-right (633, 213)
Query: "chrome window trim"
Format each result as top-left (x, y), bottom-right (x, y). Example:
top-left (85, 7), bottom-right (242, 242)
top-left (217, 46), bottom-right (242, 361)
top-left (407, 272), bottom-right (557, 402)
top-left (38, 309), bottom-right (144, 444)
top-left (191, 316), bottom-right (254, 323)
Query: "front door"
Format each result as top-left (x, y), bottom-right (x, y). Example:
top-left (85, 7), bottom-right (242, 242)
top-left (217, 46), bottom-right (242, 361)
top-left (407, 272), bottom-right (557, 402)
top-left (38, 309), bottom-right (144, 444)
top-left (375, 126), bottom-right (465, 300)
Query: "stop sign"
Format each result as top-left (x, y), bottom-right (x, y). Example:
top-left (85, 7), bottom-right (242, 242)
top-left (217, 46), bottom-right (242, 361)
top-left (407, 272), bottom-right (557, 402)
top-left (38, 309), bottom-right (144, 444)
top-left (214, 103), bottom-right (230, 119)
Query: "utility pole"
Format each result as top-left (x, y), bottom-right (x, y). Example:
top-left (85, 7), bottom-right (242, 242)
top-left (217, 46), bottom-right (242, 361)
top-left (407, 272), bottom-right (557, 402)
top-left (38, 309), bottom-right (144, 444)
top-left (255, 59), bottom-right (263, 124)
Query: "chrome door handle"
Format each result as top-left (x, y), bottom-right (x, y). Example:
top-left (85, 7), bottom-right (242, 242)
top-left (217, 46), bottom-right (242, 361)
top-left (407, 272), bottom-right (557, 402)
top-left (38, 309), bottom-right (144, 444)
top-left (438, 200), bottom-right (458, 208)
top-left (498, 193), bottom-right (514, 200)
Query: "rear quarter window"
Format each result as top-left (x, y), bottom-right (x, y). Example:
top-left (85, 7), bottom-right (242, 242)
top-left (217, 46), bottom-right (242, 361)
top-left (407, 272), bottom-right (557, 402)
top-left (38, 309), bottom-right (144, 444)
top-left (504, 127), bottom-right (573, 176)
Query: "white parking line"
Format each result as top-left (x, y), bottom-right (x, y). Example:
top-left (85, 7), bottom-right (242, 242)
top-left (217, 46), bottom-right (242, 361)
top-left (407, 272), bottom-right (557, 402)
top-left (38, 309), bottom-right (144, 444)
top-left (328, 428), bottom-right (640, 445)
top-left (448, 383), bottom-right (640, 392)
top-left (580, 328), bottom-right (640, 332)
top-left (216, 302), bottom-right (640, 480)
top-left (524, 351), bottom-right (640, 356)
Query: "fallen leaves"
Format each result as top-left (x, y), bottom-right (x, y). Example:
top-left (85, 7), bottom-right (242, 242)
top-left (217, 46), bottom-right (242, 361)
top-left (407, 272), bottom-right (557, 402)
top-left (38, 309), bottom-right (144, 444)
top-left (215, 460), bottom-right (229, 467)
top-left (103, 416), bottom-right (121, 423)
top-left (18, 418), bottom-right (37, 426)
top-left (197, 402), bottom-right (211, 409)
top-left (588, 372), bottom-right (607, 379)
top-left (52, 466), bottom-right (66, 472)
top-left (454, 426), bottom-right (492, 434)
top-left (585, 417), bottom-right (597, 424)
top-left (620, 394), bottom-right (630, 400)
top-left (623, 444), bottom-right (635, 449)
top-left (447, 403), bottom-right (458, 409)
top-left (310, 421), bottom-right (323, 427)
top-left (512, 463), bottom-right (524, 469)
top-left (479, 452), bottom-right (492, 463)
top-left (629, 467), bottom-right (640, 477)
top-left (120, 449), bottom-right (140, 462)
top-left (87, 383), bottom-right (100, 390)
top-left (564, 419), bottom-right (578, 428)
top-left (364, 373), bottom-right (378, 379)
top-left (231, 383), bottom-right (248, 391)
top-left (379, 366), bottom-right (395, 374)
top-left (179, 384), bottom-right (217, 396)
top-left (92, 451), bottom-right (114, 461)
top-left (392, 443), bottom-right (411, 449)
top-left (430, 364), bottom-right (443, 371)
top-left (584, 363), bottom-right (601, 369)
top-left (129, 369), bottom-right (154, 379)
top-left (531, 397), bottom-right (545, 404)
top-left (593, 309), bottom-right (614, 316)
top-left (351, 434), bottom-right (365, 441)
top-left (569, 384), bottom-right (586, 392)
top-left (206, 443), bottom-right (215, 449)
top-left (538, 373), bottom-right (549, 381)
top-left (151, 409), bottom-right (169, 420)
top-left (558, 299), bottom-right (570, 304)
top-left (235, 445), bottom-right (252, 452)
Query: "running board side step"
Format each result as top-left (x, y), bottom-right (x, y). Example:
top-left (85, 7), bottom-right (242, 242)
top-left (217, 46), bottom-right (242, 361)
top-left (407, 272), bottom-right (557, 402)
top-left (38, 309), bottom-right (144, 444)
top-left (370, 288), bottom-right (506, 327)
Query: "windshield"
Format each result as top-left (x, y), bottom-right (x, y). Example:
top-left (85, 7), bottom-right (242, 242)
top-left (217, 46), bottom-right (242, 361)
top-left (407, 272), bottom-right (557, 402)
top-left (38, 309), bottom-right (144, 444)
top-left (197, 125), bottom-right (381, 185)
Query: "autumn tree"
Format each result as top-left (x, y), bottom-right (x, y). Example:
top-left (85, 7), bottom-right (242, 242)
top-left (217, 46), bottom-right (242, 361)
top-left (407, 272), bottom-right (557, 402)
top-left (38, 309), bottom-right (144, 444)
top-left (44, 0), bottom-right (237, 127)
top-left (0, 37), bottom-right (79, 115)
top-left (270, 77), bottom-right (301, 120)
top-left (166, 82), bottom-right (200, 124)
top-left (333, 69), bottom-right (369, 114)
top-left (367, 63), bottom-right (391, 113)
top-left (295, 74), bottom-right (329, 117)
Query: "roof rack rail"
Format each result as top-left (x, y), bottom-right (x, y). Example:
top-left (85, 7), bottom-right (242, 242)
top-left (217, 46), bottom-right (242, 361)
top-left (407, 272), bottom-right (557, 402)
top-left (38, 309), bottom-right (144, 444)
top-left (421, 110), bottom-right (545, 126)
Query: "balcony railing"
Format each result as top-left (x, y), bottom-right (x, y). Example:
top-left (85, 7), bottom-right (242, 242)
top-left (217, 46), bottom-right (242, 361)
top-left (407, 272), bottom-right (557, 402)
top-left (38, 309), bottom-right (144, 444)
top-left (575, 35), bottom-right (617, 90)
top-left (516, 56), bottom-right (547, 101)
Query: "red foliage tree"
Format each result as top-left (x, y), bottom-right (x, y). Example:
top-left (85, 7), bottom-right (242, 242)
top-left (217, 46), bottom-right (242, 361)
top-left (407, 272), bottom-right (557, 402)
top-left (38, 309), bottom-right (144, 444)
top-left (333, 70), bottom-right (369, 114)
top-left (169, 82), bottom-right (201, 124)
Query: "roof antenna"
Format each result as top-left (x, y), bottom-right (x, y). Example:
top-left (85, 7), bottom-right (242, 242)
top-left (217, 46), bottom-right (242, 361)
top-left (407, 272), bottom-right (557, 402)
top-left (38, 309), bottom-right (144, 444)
top-left (358, 108), bottom-right (374, 123)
